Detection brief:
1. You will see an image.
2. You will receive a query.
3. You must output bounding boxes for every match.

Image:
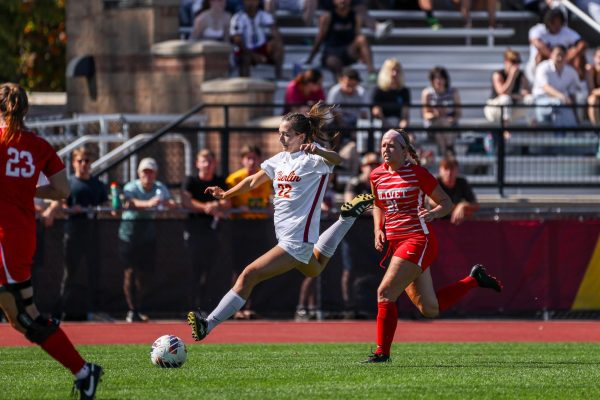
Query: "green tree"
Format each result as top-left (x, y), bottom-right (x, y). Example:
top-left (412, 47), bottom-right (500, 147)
top-left (0, 0), bottom-right (66, 91)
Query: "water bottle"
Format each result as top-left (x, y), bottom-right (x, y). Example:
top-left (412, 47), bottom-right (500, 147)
top-left (110, 182), bottom-right (121, 210)
top-left (155, 188), bottom-right (165, 211)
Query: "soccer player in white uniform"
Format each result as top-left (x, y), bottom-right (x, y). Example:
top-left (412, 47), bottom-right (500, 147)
top-left (188, 101), bottom-right (374, 341)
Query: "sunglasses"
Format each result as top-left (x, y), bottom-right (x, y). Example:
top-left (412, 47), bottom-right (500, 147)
top-left (76, 159), bottom-right (90, 164)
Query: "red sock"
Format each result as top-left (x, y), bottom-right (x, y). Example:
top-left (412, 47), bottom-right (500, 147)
top-left (375, 301), bottom-right (398, 356)
top-left (40, 327), bottom-right (86, 374)
top-left (436, 276), bottom-right (478, 313)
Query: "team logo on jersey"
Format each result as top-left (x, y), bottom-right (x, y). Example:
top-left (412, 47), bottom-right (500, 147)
top-left (275, 170), bottom-right (301, 182)
top-left (378, 187), bottom-right (414, 199)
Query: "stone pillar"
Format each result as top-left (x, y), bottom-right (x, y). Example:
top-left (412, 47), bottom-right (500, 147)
top-left (66, 0), bottom-right (178, 114)
top-left (200, 78), bottom-right (276, 174)
top-left (150, 40), bottom-right (232, 113)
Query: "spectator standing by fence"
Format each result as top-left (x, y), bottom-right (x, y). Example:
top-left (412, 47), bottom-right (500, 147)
top-left (119, 158), bottom-right (176, 323)
top-left (181, 149), bottom-right (230, 312)
top-left (0, 82), bottom-right (103, 399)
top-left (225, 145), bottom-right (273, 319)
top-left (230, 0), bottom-right (284, 79)
top-left (435, 157), bottom-right (479, 225)
top-left (45, 147), bottom-right (109, 322)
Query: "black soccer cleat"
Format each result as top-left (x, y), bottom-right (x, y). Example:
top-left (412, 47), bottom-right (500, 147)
top-left (340, 193), bottom-right (374, 218)
top-left (470, 264), bottom-right (503, 292)
top-left (361, 353), bottom-right (391, 363)
top-left (73, 363), bottom-right (103, 400)
top-left (187, 311), bottom-right (209, 341)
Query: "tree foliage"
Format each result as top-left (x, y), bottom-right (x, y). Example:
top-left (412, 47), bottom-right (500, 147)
top-left (0, 0), bottom-right (66, 91)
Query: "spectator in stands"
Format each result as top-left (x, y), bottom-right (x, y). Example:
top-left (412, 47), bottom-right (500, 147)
top-left (371, 58), bottom-right (411, 129)
top-left (190, 0), bottom-right (231, 41)
top-left (119, 158), bottom-right (177, 323)
top-left (526, 7), bottom-right (587, 81)
top-left (306, 0), bottom-right (377, 81)
top-left (327, 67), bottom-right (368, 173)
top-left (45, 147), bottom-right (110, 322)
top-left (319, 0), bottom-right (394, 38)
top-left (452, 0), bottom-right (496, 28)
top-left (340, 151), bottom-right (378, 318)
top-left (284, 68), bottom-right (326, 114)
top-left (421, 66), bottom-right (461, 157)
top-left (225, 145), bottom-right (273, 319)
top-left (436, 156), bottom-right (479, 225)
top-left (532, 45), bottom-right (581, 127)
top-left (265, 0), bottom-right (317, 26)
top-left (586, 47), bottom-right (600, 126)
top-left (181, 149), bottom-right (230, 312)
top-left (230, 0), bottom-right (284, 79)
top-left (484, 48), bottom-right (533, 123)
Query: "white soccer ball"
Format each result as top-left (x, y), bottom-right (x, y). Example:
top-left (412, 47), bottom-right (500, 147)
top-left (150, 334), bottom-right (187, 368)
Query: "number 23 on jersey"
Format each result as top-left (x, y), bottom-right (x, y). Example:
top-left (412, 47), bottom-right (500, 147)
top-left (5, 147), bottom-right (36, 178)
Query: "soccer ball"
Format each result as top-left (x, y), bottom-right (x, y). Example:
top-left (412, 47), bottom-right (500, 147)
top-left (150, 335), bottom-right (187, 368)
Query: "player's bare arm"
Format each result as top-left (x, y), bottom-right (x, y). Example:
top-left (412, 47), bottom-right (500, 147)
top-left (300, 143), bottom-right (343, 165)
top-left (205, 169), bottom-right (270, 200)
top-left (418, 185), bottom-right (452, 222)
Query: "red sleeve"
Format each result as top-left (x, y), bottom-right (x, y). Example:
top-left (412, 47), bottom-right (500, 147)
top-left (415, 165), bottom-right (437, 196)
top-left (369, 168), bottom-right (385, 209)
top-left (40, 138), bottom-right (65, 177)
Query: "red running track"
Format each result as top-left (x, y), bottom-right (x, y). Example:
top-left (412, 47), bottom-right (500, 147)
top-left (2, 320), bottom-right (600, 347)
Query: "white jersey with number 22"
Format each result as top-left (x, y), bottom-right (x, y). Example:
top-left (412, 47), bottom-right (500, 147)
top-left (261, 143), bottom-right (334, 244)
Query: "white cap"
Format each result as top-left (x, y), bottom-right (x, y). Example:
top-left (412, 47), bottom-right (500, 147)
top-left (138, 157), bottom-right (158, 172)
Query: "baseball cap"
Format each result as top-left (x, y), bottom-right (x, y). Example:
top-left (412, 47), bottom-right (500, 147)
top-left (138, 157), bottom-right (158, 172)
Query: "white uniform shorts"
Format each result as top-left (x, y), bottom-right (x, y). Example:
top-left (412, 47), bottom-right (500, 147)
top-left (278, 240), bottom-right (314, 265)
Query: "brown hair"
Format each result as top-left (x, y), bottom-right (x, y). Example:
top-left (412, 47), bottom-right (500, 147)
top-left (71, 146), bottom-right (92, 160)
top-left (439, 156), bottom-right (459, 170)
top-left (0, 83), bottom-right (28, 145)
top-left (196, 148), bottom-right (215, 160)
top-left (282, 100), bottom-right (338, 146)
top-left (428, 66), bottom-right (450, 91)
top-left (240, 144), bottom-right (261, 158)
top-left (294, 68), bottom-right (323, 86)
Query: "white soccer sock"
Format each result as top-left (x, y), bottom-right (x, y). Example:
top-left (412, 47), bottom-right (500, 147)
top-left (206, 289), bottom-right (246, 333)
top-left (314, 216), bottom-right (356, 258)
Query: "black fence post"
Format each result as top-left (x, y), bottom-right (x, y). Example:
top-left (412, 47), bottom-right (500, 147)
top-left (497, 117), bottom-right (506, 197)
top-left (221, 105), bottom-right (230, 176)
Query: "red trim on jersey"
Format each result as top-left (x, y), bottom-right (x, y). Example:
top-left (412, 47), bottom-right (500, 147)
top-left (303, 174), bottom-right (327, 242)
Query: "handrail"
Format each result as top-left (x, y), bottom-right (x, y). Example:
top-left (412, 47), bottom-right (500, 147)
top-left (92, 102), bottom-right (206, 178)
top-left (560, 0), bottom-right (600, 35)
top-left (91, 133), bottom-right (193, 181)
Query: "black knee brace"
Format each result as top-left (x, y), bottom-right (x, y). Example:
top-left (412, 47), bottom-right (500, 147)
top-left (1, 280), bottom-right (59, 344)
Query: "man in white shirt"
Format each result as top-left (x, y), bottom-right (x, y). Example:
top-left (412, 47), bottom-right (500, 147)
top-left (230, 0), bottom-right (283, 78)
top-left (526, 8), bottom-right (587, 82)
top-left (533, 45), bottom-right (582, 126)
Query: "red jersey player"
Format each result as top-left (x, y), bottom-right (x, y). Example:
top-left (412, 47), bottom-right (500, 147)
top-left (0, 83), bottom-right (102, 399)
top-left (363, 129), bottom-right (502, 363)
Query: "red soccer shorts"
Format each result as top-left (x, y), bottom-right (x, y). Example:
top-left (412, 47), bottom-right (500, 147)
top-left (387, 233), bottom-right (438, 270)
top-left (0, 226), bottom-right (35, 285)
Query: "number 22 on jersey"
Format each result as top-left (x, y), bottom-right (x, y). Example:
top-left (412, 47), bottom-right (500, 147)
top-left (276, 183), bottom-right (292, 198)
top-left (5, 147), bottom-right (35, 178)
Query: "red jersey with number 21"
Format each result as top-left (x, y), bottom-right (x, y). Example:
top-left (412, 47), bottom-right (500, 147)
top-left (370, 162), bottom-right (438, 241)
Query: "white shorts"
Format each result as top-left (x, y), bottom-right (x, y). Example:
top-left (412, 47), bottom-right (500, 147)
top-left (278, 240), bottom-right (314, 265)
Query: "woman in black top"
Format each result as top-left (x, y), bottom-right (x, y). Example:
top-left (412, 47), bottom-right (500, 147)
top-left (371, 58), bottom-right (411, 129)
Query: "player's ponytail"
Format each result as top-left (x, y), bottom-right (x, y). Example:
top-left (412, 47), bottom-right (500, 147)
top-left (398, 129), bottom-right (421, 166)
top-left (282, 100), bottom-right (338, 148)
top-left (0, 83), bottom-right (28, 145)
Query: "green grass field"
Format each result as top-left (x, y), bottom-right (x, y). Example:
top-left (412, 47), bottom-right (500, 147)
top-left (2, 343), bottom-right (600, 399)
